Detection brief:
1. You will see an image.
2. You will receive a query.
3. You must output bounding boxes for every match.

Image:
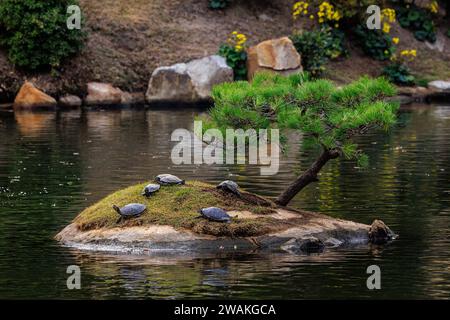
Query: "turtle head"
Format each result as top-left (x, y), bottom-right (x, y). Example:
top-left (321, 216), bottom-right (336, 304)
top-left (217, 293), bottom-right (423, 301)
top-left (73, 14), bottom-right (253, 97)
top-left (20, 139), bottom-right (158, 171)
top-left (112, 205), bottom-right (121, 215)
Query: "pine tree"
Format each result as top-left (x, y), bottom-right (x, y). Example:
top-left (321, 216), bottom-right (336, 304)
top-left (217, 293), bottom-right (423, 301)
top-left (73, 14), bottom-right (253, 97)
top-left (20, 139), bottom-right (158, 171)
top-left (207, 72), bottom-right (399, 206)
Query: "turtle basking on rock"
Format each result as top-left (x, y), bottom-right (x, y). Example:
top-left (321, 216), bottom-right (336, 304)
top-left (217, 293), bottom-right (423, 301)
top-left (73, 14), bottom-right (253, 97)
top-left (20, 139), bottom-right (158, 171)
top-left (216, 180), bottom-right (240, 196)
top-left (199, 207), bottom-right (232, 223)
top-left (113, 203), bottom-right (146, 223)
top-left (142, 183), bottom-right (161, 197)
top-left (156, 174), bottom-right (185, 186)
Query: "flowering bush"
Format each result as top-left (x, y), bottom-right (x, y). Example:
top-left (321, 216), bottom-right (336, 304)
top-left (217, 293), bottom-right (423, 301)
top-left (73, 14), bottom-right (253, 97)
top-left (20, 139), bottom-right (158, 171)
top-left (383, 45), bottom-right (417, 85)
top-left (381, 8), bottom-right (396, 34)
top-left (218, 31), bottom-right (248, 80)
top-left (293, 1), bottom-right (342, 27)
top-left (396, 2), bottom-right (436, 42)
top-left (291, 26), bottom-right (346, 77)
top-left (354, 24), bottom-right (395, 61)
top-left (291, 1), bottom-right (347, 77)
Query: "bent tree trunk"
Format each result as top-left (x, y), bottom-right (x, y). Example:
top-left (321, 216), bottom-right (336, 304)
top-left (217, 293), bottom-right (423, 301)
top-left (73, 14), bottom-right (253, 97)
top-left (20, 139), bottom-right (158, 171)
top-left (275, 149), bottom-right (340, 206)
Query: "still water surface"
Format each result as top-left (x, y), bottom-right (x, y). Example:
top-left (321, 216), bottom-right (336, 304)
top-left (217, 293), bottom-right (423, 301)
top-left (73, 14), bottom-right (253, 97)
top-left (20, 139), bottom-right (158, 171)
top-left (0, 104), bottom-right (449, 299)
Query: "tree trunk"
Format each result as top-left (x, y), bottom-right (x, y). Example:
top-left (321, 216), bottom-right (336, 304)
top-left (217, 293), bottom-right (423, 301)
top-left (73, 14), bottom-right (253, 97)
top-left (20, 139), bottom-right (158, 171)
top-left (275, 149), bottom-right (340, 206)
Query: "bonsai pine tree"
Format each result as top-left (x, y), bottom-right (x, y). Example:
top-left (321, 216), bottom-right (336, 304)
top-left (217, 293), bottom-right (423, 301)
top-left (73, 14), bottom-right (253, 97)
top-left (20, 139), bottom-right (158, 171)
top-left (207, 72), bottom-right (399, 206)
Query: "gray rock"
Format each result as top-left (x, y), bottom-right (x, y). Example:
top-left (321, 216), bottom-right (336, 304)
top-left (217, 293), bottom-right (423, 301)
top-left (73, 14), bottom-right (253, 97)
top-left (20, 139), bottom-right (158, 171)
top-left (428, 80), bottom-right (450, 92)
top-left (145, 55), bottom-right (233, 103)
top-left (368, 219), bottom-right (396, 244)
top-left (281, 237), bottom-right (325, 254)
top-left (59, 95), bottom-right (82, 108)
top-left (324, 237), bottom-right (343, 248)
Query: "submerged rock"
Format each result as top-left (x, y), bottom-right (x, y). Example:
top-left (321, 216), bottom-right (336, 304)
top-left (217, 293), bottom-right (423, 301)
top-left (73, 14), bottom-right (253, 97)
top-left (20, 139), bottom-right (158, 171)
top-left (281, 237), bottom-right (325, 254)
top-left (145, 55), bottom-right (233, 104)
top-left (247, 37), bottom-right (303, 80)
top-left (368, 219), bottom-right (397, 244)
top-left (14, 82), bottom-right (57, 109)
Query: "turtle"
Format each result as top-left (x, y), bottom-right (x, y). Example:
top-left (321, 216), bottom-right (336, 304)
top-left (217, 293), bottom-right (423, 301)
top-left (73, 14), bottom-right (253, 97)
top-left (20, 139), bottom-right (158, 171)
top-left (155, 174), bottom-right (185, 186)
top-left (113, 203), bottom-right (147, 223)
top-left (199, 207), bottom-right (232, 223)
top-left (142, 183), bottom-right (161, 197)
top-left (216, 180), bottom-right (240, 196)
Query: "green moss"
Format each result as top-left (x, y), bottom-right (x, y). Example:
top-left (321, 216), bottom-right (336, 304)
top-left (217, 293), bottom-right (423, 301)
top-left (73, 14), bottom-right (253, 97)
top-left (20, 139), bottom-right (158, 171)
top-left (73, 181), bottom-right (295, 237)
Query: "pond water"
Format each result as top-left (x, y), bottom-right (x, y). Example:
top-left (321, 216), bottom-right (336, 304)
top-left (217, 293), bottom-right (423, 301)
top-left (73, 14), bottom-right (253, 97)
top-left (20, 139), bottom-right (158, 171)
top-left (0, 104), bottom-right (449, 299)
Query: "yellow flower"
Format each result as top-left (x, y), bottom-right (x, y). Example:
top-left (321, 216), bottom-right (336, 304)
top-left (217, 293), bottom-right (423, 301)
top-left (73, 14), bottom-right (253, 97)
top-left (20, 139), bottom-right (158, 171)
top-left (392, 37), bottom-right (399, 44)
top-left (310, 15), bottom-right (314, 19)
top-left (428, 1), bottom-right (439, 14)
top-left (382, 22), bottom-right (391, 33)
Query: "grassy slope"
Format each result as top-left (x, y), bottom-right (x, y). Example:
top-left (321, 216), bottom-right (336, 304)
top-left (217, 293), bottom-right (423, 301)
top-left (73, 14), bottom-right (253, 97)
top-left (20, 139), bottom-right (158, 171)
top-left (0, 0), bottom-right (449, 100)
top-left (74, 180), bottom-right (301, 237)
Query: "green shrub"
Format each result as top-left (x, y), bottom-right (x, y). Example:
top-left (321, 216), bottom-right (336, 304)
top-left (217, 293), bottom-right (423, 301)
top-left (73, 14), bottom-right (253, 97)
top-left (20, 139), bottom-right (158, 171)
top-left (291, 26), bottom-right (346, 77)
top-left (354, 24), bottom-right (395, 61)
top-left (447, 29), bottom-right (450, 38)
top-left (0, 0), bottom-right (85, 70)
top-left (383, 63), bottom-right (415, 86)
top-left (209, 0), bottom-right (230, 9)
top-left (396, 4), bottom-right (436, 43)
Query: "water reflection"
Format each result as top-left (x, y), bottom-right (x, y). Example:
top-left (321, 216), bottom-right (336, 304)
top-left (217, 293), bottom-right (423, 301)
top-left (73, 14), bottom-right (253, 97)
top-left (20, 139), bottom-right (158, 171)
top-left (0, 105), bottom-right (449, 299)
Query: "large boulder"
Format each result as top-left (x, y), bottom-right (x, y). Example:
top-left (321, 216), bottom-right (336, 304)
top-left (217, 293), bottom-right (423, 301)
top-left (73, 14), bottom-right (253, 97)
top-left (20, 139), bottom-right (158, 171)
top-left (14, 82), bottom-right (57, 109)
top-left (247, 37), bottom-right (303, 80)
top-left (145, 55), bottom-right (233, 104)
top-left (428, 80), bottom-right (450, 92)
top-left (85, 82), bottom-right (124, 106)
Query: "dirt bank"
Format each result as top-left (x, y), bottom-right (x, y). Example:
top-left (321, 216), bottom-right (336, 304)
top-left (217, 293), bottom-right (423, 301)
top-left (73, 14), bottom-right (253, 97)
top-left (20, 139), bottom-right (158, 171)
top-left (1, 0), bottom-right (449, 102)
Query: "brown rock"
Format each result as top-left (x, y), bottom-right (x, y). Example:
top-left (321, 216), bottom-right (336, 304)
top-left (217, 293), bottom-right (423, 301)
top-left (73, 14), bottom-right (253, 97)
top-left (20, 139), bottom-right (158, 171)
top-left (59, 95), bottom-right (82, 108)
top-left (14, 82), bottom-right (57, 109)
top-left (121, 92), bottom-right (145, 105)
top-left (247, 37), bottom-right (303, 80)
top-left (368, 219), bottom-right (396, 244)
top-left (85, 82), bottom-right (123, 105)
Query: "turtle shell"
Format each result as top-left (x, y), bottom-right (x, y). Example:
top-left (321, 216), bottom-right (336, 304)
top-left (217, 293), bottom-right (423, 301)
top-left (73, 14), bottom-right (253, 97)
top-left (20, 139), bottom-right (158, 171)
top-left (142, 183), bottom-right (161, 196)
top-left (217, 180), bottom-right (240, 195)
top-left (115, 203), bottom-right (147, 217)
top-left (156, 174), bottom-right (184, 185)
top-left (200, 207), bottom-right (231, 223)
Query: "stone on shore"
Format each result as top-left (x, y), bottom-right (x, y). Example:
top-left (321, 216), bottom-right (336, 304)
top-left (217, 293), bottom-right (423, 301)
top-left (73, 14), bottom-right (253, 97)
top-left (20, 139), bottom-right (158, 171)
top-left (59, 95), bottom-right (82, 108)
top-left (428, 80), bottom-right (450, 92)
top-left (14, 82), bottom-right (57, 109)
top-left (145, 55), bottom-right (233, 104)
top-left (85, 82), bottom-right (124, 105)
top-left (247, 37), bottom-right (303, 80)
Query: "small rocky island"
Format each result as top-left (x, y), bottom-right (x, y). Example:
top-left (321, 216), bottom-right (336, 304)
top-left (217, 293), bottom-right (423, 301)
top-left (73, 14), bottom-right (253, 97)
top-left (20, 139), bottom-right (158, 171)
top-left (55, 178), bottom-right (396, 254)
